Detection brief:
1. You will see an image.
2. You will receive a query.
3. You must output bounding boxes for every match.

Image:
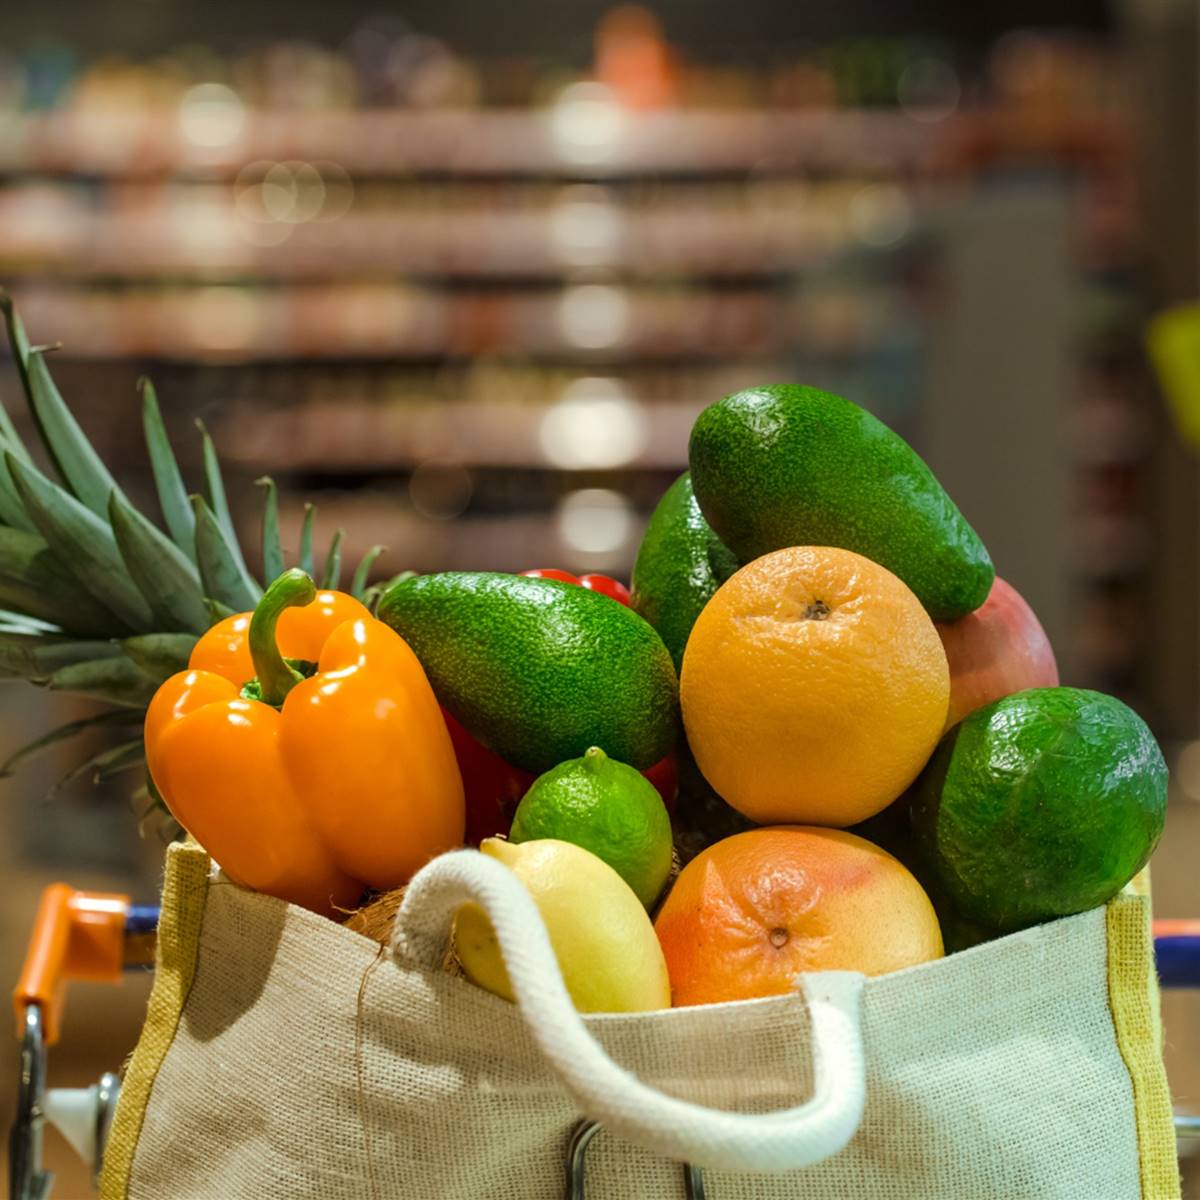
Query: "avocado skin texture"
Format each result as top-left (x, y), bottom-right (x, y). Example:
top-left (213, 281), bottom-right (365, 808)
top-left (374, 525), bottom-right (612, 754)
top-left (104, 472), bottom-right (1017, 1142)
top-left (907, 687), bottom-right (1167, 932)
top-left (630, 472), bottom-right (738, 672)
top-left (377, 572), bottom-right (679, 775)
top-left (688, 384), bottom-right (994, 621)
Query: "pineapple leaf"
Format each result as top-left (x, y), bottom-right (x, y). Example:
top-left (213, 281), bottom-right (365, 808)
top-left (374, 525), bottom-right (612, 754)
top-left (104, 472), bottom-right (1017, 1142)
top-left (0, 611), bottom-right (58, 635)
top-left (0, 577), bottom-right (82, 634)
top-left (0, 632), bottom-right (121, 679)
top-left (121, 633), bottom-right (197, 683)
top-left (196, 420), bottom-right (258, 589)
top-left (299, 503), bottom-right (316, 576)
top-left (53, 739), bottom-right (145, 793)
top-left (93, 741), bottom-right (146, 782)
top-left (43, 656), bottom-right (158, 708)
top-left (0, 526), bottom-right (117, 636)
top-left (195, 420), bottom-right (239, 547)
top-left (363, 570), bottom-right (417, 614)
top-left (137, 774), bottom-right (184, 842)
top-left (108, 490), bottom-right (208, 634)
top-left (321, 529), bottom-right (344, 589)
top-left (140, 378), bottom-right (196, 562)
top-left (350, 545), bottom-right (386, 600)
top-left (0, 290), bottom-right (36, 461)
top-left (26, 348), bottom-right (124, 518)
top-left (191, 495), bottom-right (261, 612)
top-left (144, 768), bottom-right (166, 808)
top-left (257, 476), bottom-right (284, 583)
top-left (204, 597), bottom-right (237, 626)
top-left (0, 451), bottom-right (37, 532)
top-left (6, 455), bottom-right (153, 632)
top-left (0, 709), bottom-right (142, 778)
top-left (0, 296), bottom-right (42, 530)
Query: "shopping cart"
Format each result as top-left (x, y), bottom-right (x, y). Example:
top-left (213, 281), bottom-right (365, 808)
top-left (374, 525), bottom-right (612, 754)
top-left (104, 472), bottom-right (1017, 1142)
top-left (8, 885), bottom-right (1200, 1200)
top-left (10, 887), bottom-right (156, 1200)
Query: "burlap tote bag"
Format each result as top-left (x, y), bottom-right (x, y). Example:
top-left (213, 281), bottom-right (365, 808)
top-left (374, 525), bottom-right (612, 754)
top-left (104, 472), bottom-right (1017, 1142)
top-left (100, 841), bottom-right (1178, 1200)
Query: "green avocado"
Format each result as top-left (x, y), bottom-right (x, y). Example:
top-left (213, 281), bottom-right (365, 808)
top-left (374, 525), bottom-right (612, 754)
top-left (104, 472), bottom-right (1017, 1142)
top-left (630, 472), bottom-right (738, 672)
top-left (907, 687), bottom-right (1167, 932)
top-left (376, 572), bottom-right (678, 774)
top-left (688, 385), bottom-right (994, 621)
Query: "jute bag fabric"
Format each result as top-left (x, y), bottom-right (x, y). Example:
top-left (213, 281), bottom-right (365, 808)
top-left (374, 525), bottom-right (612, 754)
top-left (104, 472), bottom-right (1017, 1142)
top-left (101, 841), bottom-right (1179, 1200)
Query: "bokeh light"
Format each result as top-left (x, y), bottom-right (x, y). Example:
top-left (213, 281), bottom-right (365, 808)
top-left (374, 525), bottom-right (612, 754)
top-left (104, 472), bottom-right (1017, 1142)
top-left (262, 161), bottom-right (326, 223)
top-left (312, 162), bottom-right (355, 222)
top-left (848, 184), bottom-right (914, 248)
top-left (557, 488), bottom-right (635, 556)
top-left (550, 82), bottom-right (626, 165)
top-left (539, 377), bottom-right (647, 468)
top-left (178, 82), bottom-right (245, 148)
top-left (550, 186), bottom-right (623, 268)
top-left (557, 283), bottom-right (630, 349)
top-left (234, 159), bottom-right (353, 244)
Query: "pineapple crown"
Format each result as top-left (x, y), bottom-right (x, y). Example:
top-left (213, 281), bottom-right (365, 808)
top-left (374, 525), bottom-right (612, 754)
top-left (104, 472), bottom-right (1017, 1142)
top-left (0, 290), bottom-right (392, 795)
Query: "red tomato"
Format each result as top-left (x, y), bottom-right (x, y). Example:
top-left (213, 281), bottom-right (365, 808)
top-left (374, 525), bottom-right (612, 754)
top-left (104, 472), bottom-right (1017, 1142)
top-left (642, 751), bottom-right (678, 814)
top-left (519, 568), bottom-right (631, 607)
top-left (578, 574), bottom-right (632, 606)
top-left (519, 568), bottom-right (580, 584)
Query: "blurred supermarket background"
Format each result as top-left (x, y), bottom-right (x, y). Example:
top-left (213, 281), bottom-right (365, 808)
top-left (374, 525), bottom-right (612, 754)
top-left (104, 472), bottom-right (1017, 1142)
top-left (0, 0), bottom-right (1198, 1192)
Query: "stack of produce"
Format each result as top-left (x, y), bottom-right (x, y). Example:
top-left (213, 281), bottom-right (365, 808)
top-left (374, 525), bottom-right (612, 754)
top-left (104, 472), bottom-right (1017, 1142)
top-left (0, 300), bottom-right (1168, 1014)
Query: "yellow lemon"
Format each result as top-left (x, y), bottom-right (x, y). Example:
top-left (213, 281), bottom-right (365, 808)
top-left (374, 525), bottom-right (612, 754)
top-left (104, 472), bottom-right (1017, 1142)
top-left (454, 838), bottom-right (671, 1013)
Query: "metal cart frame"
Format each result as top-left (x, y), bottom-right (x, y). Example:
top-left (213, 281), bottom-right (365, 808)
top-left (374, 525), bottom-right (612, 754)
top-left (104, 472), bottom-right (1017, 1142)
top-left (10, 886), bottom-right (155, 1200)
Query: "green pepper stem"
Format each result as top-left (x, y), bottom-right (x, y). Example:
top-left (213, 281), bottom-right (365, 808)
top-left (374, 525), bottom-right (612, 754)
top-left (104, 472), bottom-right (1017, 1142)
top-left (249, 568), bottom-right (317, 706)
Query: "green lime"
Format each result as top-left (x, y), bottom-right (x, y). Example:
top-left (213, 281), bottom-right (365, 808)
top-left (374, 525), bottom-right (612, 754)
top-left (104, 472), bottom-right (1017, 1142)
top-left (910, 686), bottom-right (1167, 932)
top-left (509, 747), bottom-right (673, 908)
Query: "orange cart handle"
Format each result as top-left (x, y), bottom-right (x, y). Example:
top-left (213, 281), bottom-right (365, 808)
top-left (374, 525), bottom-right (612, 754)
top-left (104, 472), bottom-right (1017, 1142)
top-left (13, 884), bottom-right (129, 1045)
top-left (1153, 919), bottom-right (1200, 936)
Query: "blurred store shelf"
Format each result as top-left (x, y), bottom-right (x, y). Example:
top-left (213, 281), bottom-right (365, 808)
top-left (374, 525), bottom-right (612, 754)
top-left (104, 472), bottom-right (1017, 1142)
top-left (0, 24), bottom-right (1155, 707)
top-left (0, 182), bottom-right (1131, 284)
top-left (0, 107), bottom-right (947, 178)
top-left (5, 282), bottom-right (788, 360)
top-left (212, 380), bottom-right (763, 471)
top-left (0, 182), bottom-right (928, 281)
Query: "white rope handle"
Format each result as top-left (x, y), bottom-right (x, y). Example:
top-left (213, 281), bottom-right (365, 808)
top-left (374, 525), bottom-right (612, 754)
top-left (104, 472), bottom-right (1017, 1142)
top-left (391, 850), bottom-right (867, 1174)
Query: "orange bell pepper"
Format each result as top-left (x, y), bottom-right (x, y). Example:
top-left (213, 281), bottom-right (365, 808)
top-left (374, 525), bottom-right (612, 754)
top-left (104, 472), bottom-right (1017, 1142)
top-left (145, 570), bottom-right (465, 915)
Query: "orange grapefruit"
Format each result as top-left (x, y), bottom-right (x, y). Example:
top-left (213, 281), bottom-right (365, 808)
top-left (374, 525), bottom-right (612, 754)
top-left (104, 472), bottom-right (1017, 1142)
top-left (654, 827), bottom-right (943, 1006)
